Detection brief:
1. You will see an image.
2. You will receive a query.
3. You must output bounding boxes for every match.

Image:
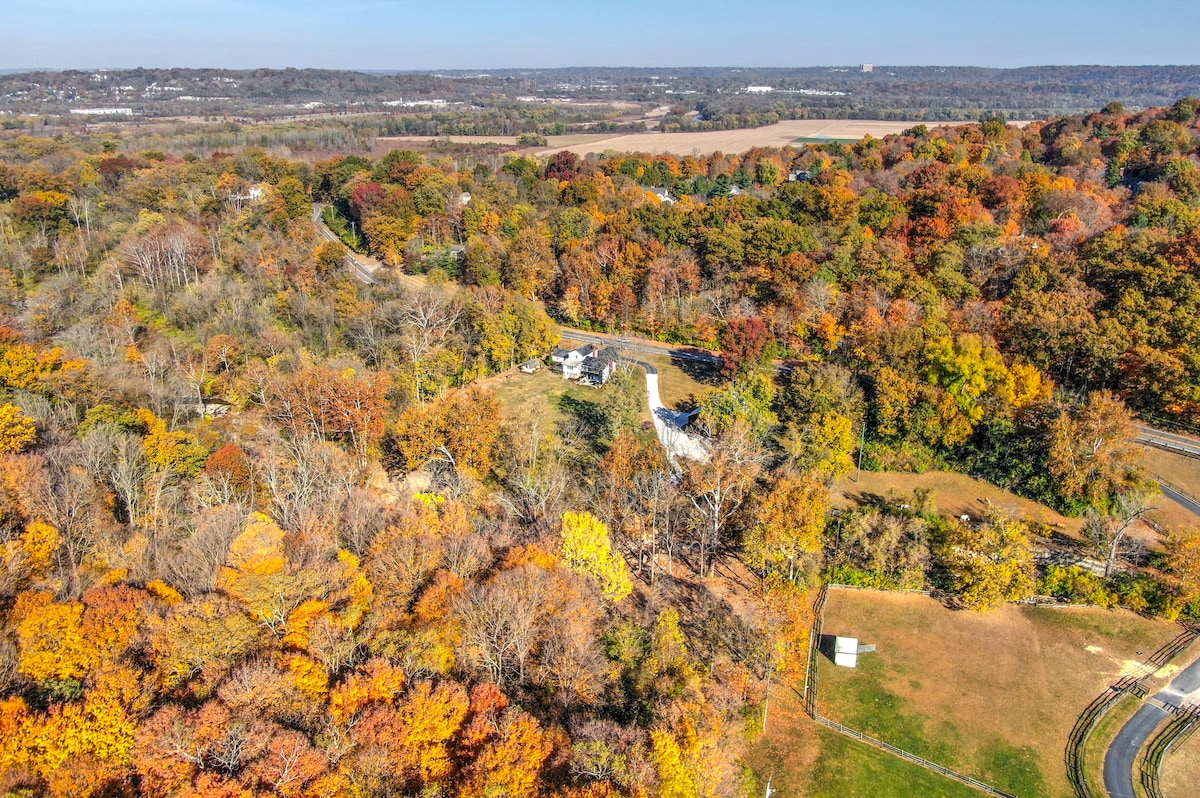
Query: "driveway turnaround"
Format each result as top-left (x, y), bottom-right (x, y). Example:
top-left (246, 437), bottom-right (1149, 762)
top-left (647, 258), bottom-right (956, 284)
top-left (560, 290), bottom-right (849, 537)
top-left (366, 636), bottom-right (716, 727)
top-left (627, 358), bottom-right (708, 463)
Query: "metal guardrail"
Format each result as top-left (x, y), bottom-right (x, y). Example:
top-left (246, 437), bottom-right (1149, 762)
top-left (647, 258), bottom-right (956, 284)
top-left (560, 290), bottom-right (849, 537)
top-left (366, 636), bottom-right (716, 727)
top-left (1149, 471), bottom-right (1200, 508)
top-left (1136, 429), bottom-right (1200, 461)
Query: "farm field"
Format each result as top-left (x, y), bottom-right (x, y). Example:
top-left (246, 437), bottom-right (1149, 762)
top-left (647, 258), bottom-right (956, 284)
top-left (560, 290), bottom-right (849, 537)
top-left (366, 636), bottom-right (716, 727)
top-left (815, 590), bottom-right (1179, 798)
top-left (830, 469), bottom-right (1085, 536)
top-left (374, 132), bottom-right (614, 150)
top-left (376, 119), bottom-right (928, 157)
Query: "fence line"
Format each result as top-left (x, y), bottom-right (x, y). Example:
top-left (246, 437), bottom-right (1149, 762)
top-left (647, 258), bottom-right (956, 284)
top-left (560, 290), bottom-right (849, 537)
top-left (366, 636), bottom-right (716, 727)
top-left (802, 581), bottom-right (1016, 797)
top-left (826, 582), bottom-right (932, 596)
top-left (1065, 626), bottom-right (1199, 798)
top-left (802, 583), bottom-right (828, 718)
top-left (1149, 470), bottom-right (1200, 508)
top-left (1138, 703), bottom-right (1200, 798)
top-left (812, 715), bottom-right (1018, 798)
top-left (828, 581), bottom-right (1103, 610)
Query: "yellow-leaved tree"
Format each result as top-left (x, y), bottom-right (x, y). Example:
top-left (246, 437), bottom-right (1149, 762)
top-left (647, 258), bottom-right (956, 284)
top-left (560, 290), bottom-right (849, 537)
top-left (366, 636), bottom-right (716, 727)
top-left (560, 511), bottom-right (632, 602)
top-left (0, 403), bottom-right (36, 454)
top-left (217, 512), bottom-right (295, 633)
top-left (14, 591), bottom-right (93, 683)
top-left (937, 511), bottom-right (1035, 610)
top-left (745, 471), bottom-right (828, 580)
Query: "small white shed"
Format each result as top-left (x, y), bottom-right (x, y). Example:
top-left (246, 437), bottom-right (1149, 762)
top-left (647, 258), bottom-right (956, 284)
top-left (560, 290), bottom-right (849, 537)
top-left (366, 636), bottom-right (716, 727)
top-left (834, 636), bottom-right (859, 668)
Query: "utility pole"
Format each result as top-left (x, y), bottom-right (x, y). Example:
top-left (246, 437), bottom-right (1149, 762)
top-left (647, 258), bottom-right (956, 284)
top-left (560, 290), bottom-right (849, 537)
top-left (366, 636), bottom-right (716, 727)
top-left (855, 417), bottom-right (866, 482)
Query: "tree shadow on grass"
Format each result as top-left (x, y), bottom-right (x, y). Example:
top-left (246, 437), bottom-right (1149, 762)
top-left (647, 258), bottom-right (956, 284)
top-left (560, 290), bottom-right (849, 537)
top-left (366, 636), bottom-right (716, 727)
top-left (558, 394), bottom-right (603, 435)
top-left (670, 354), bottom-right (723, 388)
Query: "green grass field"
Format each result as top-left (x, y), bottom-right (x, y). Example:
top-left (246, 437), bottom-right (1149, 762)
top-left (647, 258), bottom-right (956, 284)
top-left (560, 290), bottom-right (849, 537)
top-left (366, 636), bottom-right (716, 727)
top-left (752, 590), bottom-right (1178, 798)
top-left (746, 686), bottom-right (982, 798)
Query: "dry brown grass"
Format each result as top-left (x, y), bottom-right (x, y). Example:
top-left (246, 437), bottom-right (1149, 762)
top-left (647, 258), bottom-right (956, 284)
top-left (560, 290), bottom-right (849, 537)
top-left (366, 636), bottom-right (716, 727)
top-left (831, 470), bottom-right (1084, 536)
top-left (474, 342), bottom-right (652, 430)
top-left (475, 366), bottom-right (574, 422)
top-left (636, 352), bottom-right (719, 410)
top-left (1137, 446), bottom-right (1200, 530)
top-left (818, 590), bottom-right (1179, 798)
top-left (376, 120), bottom-right (928, 157)
top-left (1159, 715), bottom-right (1200, 796)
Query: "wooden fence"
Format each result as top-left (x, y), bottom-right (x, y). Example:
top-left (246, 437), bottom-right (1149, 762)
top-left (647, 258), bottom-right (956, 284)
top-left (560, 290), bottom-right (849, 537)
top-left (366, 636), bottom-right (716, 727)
top-left (1138, 703), bottom-right (1200, 798)
top-left (1065, 626), bottom-right (1199, 798)
top-left (812, 714), bottom-right (1018, 798)
top-left (802, 582), bottom-right (1017, 797)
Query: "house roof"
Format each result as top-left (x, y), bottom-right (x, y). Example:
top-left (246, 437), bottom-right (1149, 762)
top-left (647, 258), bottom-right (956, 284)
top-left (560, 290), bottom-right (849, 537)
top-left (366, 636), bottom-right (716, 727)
top-left (581, 346), bottom-right (620, 373)
top-left (553, 343), bottom-right (595, 359)
top-left (645, 186), bottom-right (676, 204)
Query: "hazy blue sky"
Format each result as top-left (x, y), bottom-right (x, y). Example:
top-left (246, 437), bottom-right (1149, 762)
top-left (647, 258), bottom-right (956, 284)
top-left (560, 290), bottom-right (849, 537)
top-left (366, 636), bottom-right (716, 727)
top-left (4, 0), bottom-right (1198, 70)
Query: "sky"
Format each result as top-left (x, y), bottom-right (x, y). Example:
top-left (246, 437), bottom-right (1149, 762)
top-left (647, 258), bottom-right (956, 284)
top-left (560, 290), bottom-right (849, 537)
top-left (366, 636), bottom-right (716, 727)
top-left (3, 0), bottom-right (1198, 71)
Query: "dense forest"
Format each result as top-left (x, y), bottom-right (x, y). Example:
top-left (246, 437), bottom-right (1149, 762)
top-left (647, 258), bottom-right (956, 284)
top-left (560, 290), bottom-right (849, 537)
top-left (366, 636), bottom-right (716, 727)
top-left (3, 65), bottom-right (1199, 124)
top-left (0, 98), bottom-right (1199, 797)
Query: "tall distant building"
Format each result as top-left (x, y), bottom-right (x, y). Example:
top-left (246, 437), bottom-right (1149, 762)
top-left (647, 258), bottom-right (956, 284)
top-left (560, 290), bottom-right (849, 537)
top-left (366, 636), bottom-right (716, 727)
top-left (861, 64), bottom-right (873, 73)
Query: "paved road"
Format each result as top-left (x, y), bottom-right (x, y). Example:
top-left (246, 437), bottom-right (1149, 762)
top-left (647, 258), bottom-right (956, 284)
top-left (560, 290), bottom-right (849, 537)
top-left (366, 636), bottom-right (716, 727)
top-left (561, 328), bottom-right (721, 366)
top-left (1103, 655), bottom-right (1200, 798)
top-left (1136, 424), bottom-right (1200, 459)
top-left (1161, 484), bottom-right (1200, 519)
top-left (311, 203), bottom-right (378, 285)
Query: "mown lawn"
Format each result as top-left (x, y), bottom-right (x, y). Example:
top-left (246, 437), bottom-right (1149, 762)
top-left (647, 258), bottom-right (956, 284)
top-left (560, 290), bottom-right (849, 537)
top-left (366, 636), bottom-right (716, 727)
top-left (745, 683), bottom-right (981, 798)
top-left (814, 591), bottom-right (1178, 798)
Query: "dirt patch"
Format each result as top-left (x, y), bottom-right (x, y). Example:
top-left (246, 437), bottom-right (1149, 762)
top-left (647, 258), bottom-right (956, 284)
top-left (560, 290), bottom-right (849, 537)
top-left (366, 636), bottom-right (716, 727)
top-left (817, 590), bottom-right (1179, 798)
top-left (832, 470), bottom-right (1084, 536)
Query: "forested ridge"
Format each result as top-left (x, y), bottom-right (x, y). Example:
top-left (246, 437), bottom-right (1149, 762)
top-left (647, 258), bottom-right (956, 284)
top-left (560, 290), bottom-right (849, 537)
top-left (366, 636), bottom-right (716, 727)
top-left (3, 65), bottom-right (1199, 123)
top-left (0, 98), bottom-right (1199, 797)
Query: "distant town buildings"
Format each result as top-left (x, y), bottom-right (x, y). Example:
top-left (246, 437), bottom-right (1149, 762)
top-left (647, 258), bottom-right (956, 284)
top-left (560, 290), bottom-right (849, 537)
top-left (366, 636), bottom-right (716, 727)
top-left (745, 86), bottom-right (774, 93)
top-left (861, 64), bottom-right (874, 73)
top-left (69, 107), bottom-right (133, 116)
